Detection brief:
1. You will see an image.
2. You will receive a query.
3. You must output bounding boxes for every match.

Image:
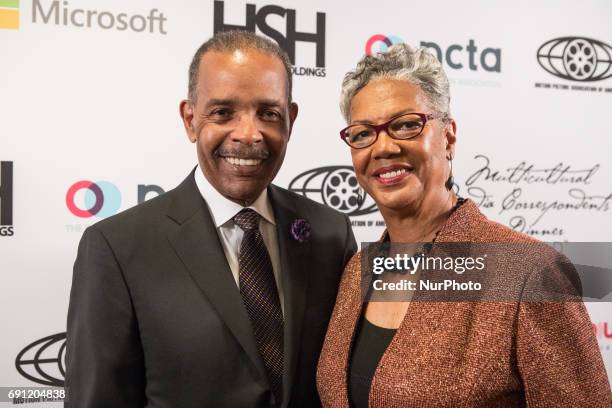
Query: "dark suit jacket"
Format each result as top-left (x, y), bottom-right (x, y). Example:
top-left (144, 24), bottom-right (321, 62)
top-left (66, 170), bottom-right (356, 408)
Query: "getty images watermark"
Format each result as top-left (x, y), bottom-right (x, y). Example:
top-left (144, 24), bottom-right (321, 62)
top-left (360, 242), bottom-right (612, 303)
top-left (372, 249), bottom-right (487, 292)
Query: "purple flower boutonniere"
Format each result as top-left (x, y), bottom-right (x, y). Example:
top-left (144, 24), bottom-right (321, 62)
top-left (290, 218), bottom-right (311, 243)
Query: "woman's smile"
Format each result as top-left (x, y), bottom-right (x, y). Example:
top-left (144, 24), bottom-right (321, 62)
top-left (371, 164), bottom-right (413, 186)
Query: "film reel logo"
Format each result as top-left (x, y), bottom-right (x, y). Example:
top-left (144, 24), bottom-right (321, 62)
top-left (15, 333), bottom-right (66, 386)
top-left (537, 37), bottom-right (612, 82)
top-left (289, 166), bottom-right (378, 216)
top-left (365, 34), bottom-right (404, 55)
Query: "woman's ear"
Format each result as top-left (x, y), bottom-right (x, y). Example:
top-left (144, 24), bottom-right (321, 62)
top-left (445, 118), bottom-right (457, 159)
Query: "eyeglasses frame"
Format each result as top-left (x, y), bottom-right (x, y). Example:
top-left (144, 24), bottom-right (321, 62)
top-left (339, 112), bottom-right (449, 149)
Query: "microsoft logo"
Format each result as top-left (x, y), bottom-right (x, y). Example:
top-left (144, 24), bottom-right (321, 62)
top-left (0, 0), bottom-right (19, 29)
top-left (0, 1), bottom-right (167, 33)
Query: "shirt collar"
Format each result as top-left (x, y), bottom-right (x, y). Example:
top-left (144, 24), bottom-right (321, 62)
top-left (194, 165), bottom-right (276, 228)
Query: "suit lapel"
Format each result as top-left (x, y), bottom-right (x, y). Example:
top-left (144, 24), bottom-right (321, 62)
top-left (166, 172), bottom-right (267, 383)
top-left (269, 186), bottom-right (311, 407)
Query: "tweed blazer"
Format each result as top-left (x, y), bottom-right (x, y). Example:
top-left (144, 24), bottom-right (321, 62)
top-left (317, 200), bottom-right (611, 407)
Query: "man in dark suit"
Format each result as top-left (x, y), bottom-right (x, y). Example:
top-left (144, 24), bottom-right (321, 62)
top-left (65, 31), bottom-right (356, 407)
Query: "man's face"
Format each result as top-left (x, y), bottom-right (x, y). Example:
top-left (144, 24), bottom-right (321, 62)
top-left (180, 49), bottom-right (298, 205)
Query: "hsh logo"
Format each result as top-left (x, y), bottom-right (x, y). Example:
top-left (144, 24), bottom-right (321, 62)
top-left (213, 0), bottom-right (325, 68)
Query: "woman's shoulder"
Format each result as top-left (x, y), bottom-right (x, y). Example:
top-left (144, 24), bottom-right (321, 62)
top-left (439, 199), bottom-right (568, 273)
top-left (474, 217), bottom-right (537, 244)
top-left (440, 199), bottom-right (538, 244)
top-left (342, 249), bottom-right (364, 282)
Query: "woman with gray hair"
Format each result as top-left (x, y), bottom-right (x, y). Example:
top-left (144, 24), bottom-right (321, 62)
top-left (316, 44), bottom-right (611, 407)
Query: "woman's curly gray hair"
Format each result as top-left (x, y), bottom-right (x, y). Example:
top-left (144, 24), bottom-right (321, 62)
top-left (340, 43), bottom-right (451, 122)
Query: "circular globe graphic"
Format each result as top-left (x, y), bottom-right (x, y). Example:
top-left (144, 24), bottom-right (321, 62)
top-left (15, 332), bottom-right (66, 386)
top-left (536, 36), bottom-right (612, 82)
top-left (287, 166), bottom-right (378, 216)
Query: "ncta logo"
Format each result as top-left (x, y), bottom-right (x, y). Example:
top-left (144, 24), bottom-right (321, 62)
top-left (365, 34), bottom-right (501, 73)
top-left (213, 0), bottom-right (326, 77)
top-left (0, 161), bottom-right (14, 236)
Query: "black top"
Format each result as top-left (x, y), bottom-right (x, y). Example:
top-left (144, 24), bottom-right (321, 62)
top-left (348, 317), bottom-right (397, 408)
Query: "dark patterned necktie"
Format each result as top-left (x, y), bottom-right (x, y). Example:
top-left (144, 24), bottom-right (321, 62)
top-left (233, 208), bottom-right (284, 404)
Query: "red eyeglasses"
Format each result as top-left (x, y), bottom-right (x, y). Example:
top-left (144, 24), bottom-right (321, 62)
top-left (340, 112), bottom-right (448, 149)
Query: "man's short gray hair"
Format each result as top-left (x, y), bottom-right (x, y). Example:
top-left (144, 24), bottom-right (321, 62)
top-left (340, 43), bottom-right (450, 122)
top-left (188, 30), bottom-right (293, 103)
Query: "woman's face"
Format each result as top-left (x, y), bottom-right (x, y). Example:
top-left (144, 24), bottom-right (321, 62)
top-left (349, 79), bottom-right (456, 214)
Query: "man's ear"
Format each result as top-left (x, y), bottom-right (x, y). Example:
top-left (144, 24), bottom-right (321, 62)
top-left (444, 118), bottom-right (457, 159)
top-left (179, 100), bottom-right (197, 143)
top-left (287, 102), bottom-right (299, 137)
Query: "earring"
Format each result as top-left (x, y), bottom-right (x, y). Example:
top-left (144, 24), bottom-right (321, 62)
top-left (445, 156), bottom-right (454, 191)
top-left (356, 185), bottom-right (366, 205)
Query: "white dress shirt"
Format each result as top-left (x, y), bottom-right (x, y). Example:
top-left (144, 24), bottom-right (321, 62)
top-left (194, 166), bottom-right (284, 315)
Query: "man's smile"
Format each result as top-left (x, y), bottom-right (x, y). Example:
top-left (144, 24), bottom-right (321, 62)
top-left (223, 157), bottom-right (264, 166)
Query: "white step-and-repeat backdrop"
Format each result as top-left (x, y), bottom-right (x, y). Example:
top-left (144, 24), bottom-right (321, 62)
top-left (1, 0), bottom-right (611, 402)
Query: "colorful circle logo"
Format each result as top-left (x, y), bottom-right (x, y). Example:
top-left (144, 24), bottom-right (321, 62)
top-left (66, 180), bottom-right (121, 218)
top-left (365, 34), bottom-right (404, 55)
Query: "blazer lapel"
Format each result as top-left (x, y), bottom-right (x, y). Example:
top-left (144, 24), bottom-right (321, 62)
top-left (166, 172), bottom-right (267, 384)
top-left (269, 186), bottom-right (311, 407)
